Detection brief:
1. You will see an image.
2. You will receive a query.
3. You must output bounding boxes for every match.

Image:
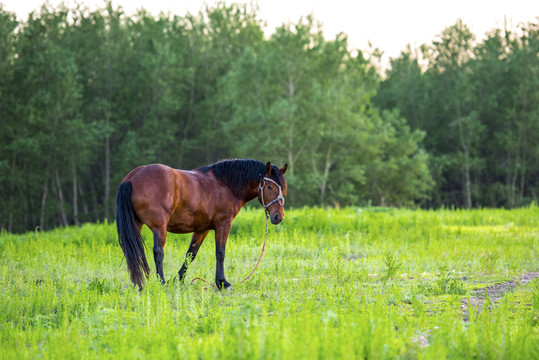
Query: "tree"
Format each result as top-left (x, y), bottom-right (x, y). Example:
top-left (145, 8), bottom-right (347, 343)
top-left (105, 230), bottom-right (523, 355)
top-left (119, 11), bottom-right (188, 167)
top-left (363, 110), bottom-right (433, 207)
top-left (2, 3), bottom-right (535, 232)
top-left (223, 17), bottom-right (432, 207)
top-left (497, 22), bottom-right (539, 206)
top-left (12, 5), bottom-right (88, 228)
top-left (0, 6), bottom-right (19, 231)
top-left (428, 20), bottom-right (482, 208)
top-left (375, 46), bottom-right (427, 131)
top-left (181, 2), bottom-right (265, 167)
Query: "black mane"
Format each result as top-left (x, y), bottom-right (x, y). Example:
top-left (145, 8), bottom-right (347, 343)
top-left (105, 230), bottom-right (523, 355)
top-left (197, 159), bottom-right (284, 198)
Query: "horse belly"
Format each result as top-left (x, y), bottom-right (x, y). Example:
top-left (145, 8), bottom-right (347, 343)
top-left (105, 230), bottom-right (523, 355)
top-left (166, 208), bottom-right (211, 234)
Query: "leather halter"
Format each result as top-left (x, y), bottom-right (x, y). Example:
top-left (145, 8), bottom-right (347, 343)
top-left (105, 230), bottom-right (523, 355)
top-left (258, 177), bottom-right (285, 212)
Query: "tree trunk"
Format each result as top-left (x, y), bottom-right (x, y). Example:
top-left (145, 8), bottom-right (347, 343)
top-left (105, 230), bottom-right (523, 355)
top-left (464, 161), bottom-right (472, 209)
top-left (287, 137), bottom-right (294, 175)
top-left (320, 145), bottom-right (333, 204)
top-left (55, 165), bottom-right (68, 227)
top-left (458, 125), bottom-right (472, 209)
top-left (510, 132), bottom-right (522, 207)
top-left (519, 166), bottom-right (526, 202)
top-left (79, 183), bottom-right (89, 218)
top-left (71, 155), bottom-right (80, 226)
top-left (104, 125), bottom-right (111, 221)
top-left (39, 169), bottom-right (50, 231)
top-left (7, 157), bottom-right (16, 232)
top-left (89, 179), bottom-right (100, 221)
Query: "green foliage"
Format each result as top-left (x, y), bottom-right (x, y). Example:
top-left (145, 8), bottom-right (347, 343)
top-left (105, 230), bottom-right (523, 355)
top-left (1, 206), bottom-right (538, 358)
top-left (532, 280), bottom-right (539, 316)
top-left (0, 2), bottom-right (538, 233)
top-left (479, 251), bottom-right (500, 275)
top-left (381, 251), bottom-right (402, 284)
top-left (375, 19), bottom-right (539, 209)
top-left (436, 267), bottom-right (466, 296)
top-left (417, 265), bottom-right (466, 296)
top-left (222, 18), bottom-right (431, 207)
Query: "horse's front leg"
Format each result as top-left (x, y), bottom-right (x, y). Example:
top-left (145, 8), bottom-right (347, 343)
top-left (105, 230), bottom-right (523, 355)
top-left (178, 230), bottom-right (210, 282)
top-left (215, 222), bottom-right (232, 290)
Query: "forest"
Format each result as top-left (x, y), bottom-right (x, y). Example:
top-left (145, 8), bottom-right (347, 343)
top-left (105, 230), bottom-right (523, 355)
top-left (0, 2), bottom-right (537, 232)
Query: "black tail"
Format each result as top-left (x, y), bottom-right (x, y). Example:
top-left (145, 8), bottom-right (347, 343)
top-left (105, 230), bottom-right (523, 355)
top-left (116, 181), bottom-right (150, 287)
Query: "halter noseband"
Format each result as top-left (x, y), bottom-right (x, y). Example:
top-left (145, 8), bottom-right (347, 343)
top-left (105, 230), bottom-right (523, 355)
top-left (258, 177), bottom-right (285, 211)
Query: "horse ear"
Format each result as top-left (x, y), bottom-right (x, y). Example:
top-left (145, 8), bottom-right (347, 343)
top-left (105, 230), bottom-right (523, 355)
top-left (281, 163), bottom-right (288, 175)
top-left (265, 162), bottom-right (272, 176)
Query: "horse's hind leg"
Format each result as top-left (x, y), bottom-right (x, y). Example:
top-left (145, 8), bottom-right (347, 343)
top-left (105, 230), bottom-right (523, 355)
top-left (152, 227), bottom-right (167, 284)
top-left (178, 230), bottom-right (210, 282)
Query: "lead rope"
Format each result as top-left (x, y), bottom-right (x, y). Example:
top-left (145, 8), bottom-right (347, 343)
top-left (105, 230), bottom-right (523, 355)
top-left (190, 211), bottom-right (270, 289)
top-left (239, 210), bottom-right (269, 284)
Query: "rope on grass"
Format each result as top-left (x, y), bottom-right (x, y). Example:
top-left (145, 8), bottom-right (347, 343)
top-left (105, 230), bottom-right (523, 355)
top-left (191, 212), bottom-right (270, 289)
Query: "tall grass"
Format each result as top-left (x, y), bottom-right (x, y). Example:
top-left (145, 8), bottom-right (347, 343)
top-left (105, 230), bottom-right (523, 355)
top-left (1, 206), bottom-right (538, 359)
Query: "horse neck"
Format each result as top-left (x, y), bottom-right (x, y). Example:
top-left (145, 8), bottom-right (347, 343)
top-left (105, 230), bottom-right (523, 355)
top-left (243, 180), bottom-right (261, 203)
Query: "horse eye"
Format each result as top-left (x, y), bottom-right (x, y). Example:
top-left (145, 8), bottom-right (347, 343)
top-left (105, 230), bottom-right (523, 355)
top-left (267, 185), bottom-right (272, 190)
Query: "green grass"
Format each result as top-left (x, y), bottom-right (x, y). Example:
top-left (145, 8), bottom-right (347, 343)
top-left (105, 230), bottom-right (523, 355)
top-left (1, 206), bottom-right (538, 359)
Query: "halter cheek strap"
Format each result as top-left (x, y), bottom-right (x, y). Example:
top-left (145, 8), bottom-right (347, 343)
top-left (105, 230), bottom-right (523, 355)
top-left (258, 177), bottom-right (285, 211)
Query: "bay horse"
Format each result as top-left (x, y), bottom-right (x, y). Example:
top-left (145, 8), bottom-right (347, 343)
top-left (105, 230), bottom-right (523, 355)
top-left (115, 159), bottom-right (287, 290)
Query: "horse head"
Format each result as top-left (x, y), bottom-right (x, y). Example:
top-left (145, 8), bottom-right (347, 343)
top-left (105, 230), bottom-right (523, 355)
top-left (258, 162), bottom-right (288, 224)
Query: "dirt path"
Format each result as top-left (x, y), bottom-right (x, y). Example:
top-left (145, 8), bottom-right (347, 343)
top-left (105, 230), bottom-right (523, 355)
top-left (414, 272), bottom-right (539, 347)
top-left (461, 271), bottom-right (539, 319)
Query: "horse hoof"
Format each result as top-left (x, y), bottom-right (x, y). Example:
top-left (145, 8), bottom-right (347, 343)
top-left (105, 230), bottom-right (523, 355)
top-left (216, 281), bottom-right (233, 291)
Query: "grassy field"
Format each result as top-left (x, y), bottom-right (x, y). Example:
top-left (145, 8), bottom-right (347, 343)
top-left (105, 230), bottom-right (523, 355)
top-left (1, 206), bottom-right (538, 359)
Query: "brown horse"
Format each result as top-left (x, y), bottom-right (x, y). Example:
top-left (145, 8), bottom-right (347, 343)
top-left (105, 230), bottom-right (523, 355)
top-left (115, 159), bottom-right (287, 290)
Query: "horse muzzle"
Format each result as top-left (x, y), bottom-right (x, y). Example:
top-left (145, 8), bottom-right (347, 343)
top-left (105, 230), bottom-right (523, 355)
top-left (270, 212), bottom-right (283, 225)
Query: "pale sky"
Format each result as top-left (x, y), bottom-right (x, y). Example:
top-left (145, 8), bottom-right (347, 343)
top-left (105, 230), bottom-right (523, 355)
top-left (2, 0), bottom-right (538, 65)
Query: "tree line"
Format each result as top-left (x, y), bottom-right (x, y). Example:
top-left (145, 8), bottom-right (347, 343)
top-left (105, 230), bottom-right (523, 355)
top-left (375, 19), bottom-right (539, 209)
top-left (0, 2), bottom-right (537, 232)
